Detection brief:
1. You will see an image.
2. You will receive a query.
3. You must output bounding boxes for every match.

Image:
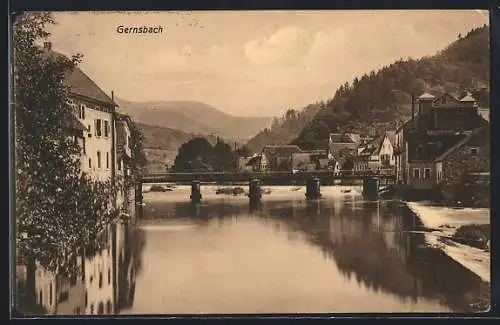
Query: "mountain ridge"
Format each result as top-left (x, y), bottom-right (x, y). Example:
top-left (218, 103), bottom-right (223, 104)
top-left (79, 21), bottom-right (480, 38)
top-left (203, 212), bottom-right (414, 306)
top-left (115, 97), bottom-right (273, 140)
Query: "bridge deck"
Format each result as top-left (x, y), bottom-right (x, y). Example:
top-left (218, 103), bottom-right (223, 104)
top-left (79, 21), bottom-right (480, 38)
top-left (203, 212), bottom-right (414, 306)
top-left (140, 170), bottom-right (396, 184)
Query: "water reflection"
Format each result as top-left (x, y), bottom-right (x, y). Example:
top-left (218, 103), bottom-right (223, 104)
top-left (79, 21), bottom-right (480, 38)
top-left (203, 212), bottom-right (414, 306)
top-left (136, 189), bottom-right (488, 313)
top-left (20, 187), bottom-right (489, 314)
top-left (259, 197), bottom-right (488, 312)
top-left (17, 219), bottom-right (144, 316)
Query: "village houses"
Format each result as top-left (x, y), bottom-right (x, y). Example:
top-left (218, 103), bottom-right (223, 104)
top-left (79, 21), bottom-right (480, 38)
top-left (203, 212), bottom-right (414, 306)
top-left (393, 91), bottom-right (489, 204)
top-left (33, 42), bottom-right (138, 315)
top-left (354, 131), bottom-right (396, 174)
top-left (260, 145), bottom-right (302, 172)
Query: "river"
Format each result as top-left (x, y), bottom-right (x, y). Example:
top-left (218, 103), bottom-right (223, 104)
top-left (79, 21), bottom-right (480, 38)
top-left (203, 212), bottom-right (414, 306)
top-left (21, 185), bottom-right (489, 315)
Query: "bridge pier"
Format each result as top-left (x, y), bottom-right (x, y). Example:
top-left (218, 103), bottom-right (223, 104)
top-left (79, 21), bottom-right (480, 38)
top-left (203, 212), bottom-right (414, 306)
top-left (248, 178), bottom-right (262, 202)
top-left (190, 180), bottom-right (202, 202)
top-left (362, 177), bottom-right (379, 200)
top-left (305, 177), bottom-right (321, 199)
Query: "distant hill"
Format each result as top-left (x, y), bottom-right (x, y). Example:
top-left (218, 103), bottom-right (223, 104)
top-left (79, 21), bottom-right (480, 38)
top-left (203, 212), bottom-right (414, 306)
top-left (115, 98), bottom-right (272, 141)
top-left (134, 122), bottom-right (220, 173)
top-left (294, 25), bottom-right (489, 149)
top-left (136, 122), bottom-right (218, 151)
top-left (245, 102), bottom-right (323, 153)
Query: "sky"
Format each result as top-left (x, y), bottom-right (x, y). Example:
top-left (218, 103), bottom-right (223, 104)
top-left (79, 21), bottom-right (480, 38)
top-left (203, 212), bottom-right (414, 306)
top-left (45, 10), bottom-right (488, 117)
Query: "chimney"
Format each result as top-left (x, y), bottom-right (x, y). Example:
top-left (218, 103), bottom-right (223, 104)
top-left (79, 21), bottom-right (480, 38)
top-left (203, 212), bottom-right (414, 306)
top-left (43, 41), bottom-right (52, 51)
top-left (411, 92), bottom-right (415, 132)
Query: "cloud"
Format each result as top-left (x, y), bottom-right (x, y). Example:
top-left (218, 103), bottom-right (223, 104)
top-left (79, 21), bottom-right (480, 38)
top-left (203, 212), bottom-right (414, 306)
top-left (244, 26), bottom-right (311, 66)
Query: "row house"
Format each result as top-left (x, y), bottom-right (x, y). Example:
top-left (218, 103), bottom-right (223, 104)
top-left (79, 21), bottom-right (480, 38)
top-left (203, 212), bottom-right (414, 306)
top-left (393, 91), bottom-right (488, 195)
top-left (260, 145), bottom-right (302, 171)
top-left (237, 156), bottom-right (255, 172)
top-left (244, 155), bottom-right (262, 172)
top-left (34, 42), bottom-right (138, 315)
top-left (291, 149), bottom-right (329, 171)
top-left (328, 133), bottom-right (363, 174)
top-left (354, 131), bottom-right (395, 173)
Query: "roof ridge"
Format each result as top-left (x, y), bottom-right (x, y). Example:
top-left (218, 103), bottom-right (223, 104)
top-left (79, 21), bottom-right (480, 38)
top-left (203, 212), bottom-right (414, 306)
top-left (44, 49), bottom-right (117, 107)
top-left (434, 126), bottom-right (486, 162)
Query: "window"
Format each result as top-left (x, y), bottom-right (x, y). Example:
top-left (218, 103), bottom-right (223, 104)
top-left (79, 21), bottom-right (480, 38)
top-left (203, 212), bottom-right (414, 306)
top-left (106, 301), bottom-right (112, 314)
top-left (58, 291), bottom-right (69, 303)
top-left (90, 304), bottom-right (94, 315)
top-left (39, 290), bottom-right (43, 305)
top-left (416, 147), bottom-right (423, 159)
top-left (97, 151), bottom-right (101, 169)
top-left (79, 105), bottom-right (85, 119)
top-left (470, 147), bottom-right (478, 156)
top-left (99, 272), bottom-right (103, 289)
top-left (413, 168), bottom-right (420, 180)
top-left (89, 158), bottom-right (92, 168)
top-left (424, 168), bottom-right (431, 180)
top-left (85, 291), bottom-right (88, 307)
top-left (82, 138), bottom-right (86, 154)
top-left (75, 306), bottom-right (81, 315)
top-left (95, 119), bottom-right (102, 137)
top-left (106, 152), bottom-right (109, 169)
top-left (117, 159), bottom-right (121, 171)
top-left (104, 120), bottom-right (109, 137)
top-left (49, 283), bottom-right (53, 305)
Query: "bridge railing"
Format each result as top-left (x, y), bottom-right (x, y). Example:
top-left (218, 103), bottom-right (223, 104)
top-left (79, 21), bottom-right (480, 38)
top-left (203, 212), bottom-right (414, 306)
top-left (140, 168), bottom-right (395, 182)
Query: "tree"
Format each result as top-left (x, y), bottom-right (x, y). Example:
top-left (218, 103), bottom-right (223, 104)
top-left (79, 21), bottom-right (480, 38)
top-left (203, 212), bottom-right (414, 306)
top-left (172, 137), bottom-right (213, 171)
top-left (211, 139), bottom-right (235, 171)
top-left (14, 12), bottom-right (120, 277)
top-left (235, 145), bottom-right (251, 158)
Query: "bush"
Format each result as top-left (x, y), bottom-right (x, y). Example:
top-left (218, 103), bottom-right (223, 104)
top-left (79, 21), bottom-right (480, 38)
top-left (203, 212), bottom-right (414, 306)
top-left (451, 224), bottom-right (490, 249)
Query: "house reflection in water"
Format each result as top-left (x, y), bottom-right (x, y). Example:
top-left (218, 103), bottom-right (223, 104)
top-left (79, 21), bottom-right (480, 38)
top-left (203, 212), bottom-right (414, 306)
top-left (32, 219), bottom-right (139, 315)
top-left (258, 197), bottom-right (487, 312)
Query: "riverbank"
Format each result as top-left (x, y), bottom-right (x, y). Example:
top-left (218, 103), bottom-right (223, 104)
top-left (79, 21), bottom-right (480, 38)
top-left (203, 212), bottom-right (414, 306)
top-left (406, 201), bottom-right (490, 283)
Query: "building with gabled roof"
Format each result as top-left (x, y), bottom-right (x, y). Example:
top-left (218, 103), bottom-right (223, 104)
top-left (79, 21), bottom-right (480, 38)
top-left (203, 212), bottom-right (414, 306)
top-left (354, 132), bottom-right (395, 173)
top-left (35, 42), bottom-right (138, 316)
top-left (435, 126), bottom-right (490, 206)
top-left (260, 145), bottom-right (302, 171)
top-left (393, 90), bottom-right (488, 197)
top-left (43, 41), bottom-right (119, 183)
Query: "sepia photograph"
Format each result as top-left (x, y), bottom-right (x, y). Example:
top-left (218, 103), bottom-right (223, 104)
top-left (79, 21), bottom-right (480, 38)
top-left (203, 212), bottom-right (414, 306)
top-left (11, 10), bottom-right (491, 315)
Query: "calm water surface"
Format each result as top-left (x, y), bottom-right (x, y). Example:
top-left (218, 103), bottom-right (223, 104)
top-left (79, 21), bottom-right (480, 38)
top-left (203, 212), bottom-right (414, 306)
top-left (119, 185), bottom-right (488, 314)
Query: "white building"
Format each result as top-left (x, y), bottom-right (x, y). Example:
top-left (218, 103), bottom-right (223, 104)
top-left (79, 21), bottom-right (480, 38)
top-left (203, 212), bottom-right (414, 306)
top-left (354, 131), bottom-right (395, 173)
top-left (32, 42), bottom-right (137, 315)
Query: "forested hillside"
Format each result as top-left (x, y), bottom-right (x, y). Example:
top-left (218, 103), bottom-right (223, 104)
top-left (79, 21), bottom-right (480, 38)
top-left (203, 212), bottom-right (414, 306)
top-left (293, 25), bottom-right (489, 149)
top-left (245, 102), bottom-right (323, 153)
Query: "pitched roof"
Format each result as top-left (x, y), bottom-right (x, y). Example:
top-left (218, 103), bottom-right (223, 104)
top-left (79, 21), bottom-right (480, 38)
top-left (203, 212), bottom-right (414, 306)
top-left (434, 127), bottom-right (486, 162)
top-left (42, 48), bottom-right (117, 107)
top-left (117, 113), bottom-right (135, 128)
top-left (246, 155), bottom-right (261, 166)
top-left (460, 94), bottom-right (476, 102)
top-left (329, 133), bottom-right (360, 144)
top-left (262, 145), bottom-right (302, 157)
top-left (385, 131), bottom-right (396, 147)
top-left (478, 108), bottom-right (489, 122)
top-left (419, 92), bottom-right (435, 100)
